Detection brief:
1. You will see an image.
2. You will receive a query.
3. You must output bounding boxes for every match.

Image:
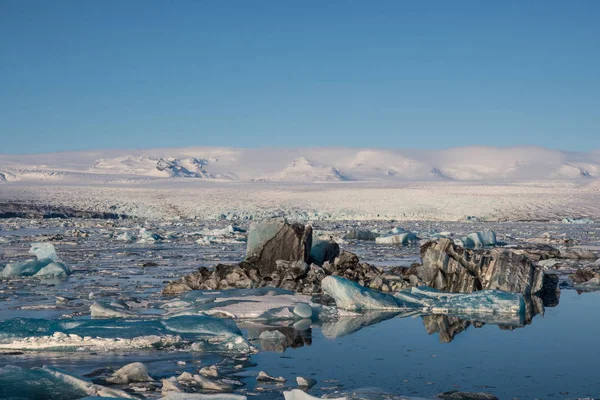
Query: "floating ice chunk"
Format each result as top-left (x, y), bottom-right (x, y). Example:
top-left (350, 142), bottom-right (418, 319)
top-left (115, 231), bottom-right (135, 242)
top-left (391, 226), bottom-right (409, 234)
top-left (375, 232), bottom-right (419, 245)
top-left (343, 229), bottom-right (379, 241)
top-left (562, 217), bottom-right (594, 224)
top-left (90, 302), bottom-right (138, 318)
top-left (321, 276), bottom-right (404, 311)
top-left (1, 243), bottom-right (70, 278)
top-left (1, 259), bottom-right (42, 277)
top-left (34, 261), bottom-right (71, 277)
top-left (0, 316), bottom-right (253, 354)
top-left (105, 362), bottom-right (153, 384)
top-left (0, 365), bottom-right (133, 399)
top-left (322, 276), bottom-right (524, 316)
top-left (462, 230), bottom-right (497, 248)
top-left (197, 237), bottom-right (214, 246)
top-left (162, 377), bottom-right (185, 394)
top-left (165, 289), bottom-right (319, 321)
top-left (284, 389), bottom-right (346, 400)
top-left (138, 228), bottom-right (163, 243)
top-left (296, 376), bottom-right (317, 388)
top-left (256, 370), bottom-right (286, 382)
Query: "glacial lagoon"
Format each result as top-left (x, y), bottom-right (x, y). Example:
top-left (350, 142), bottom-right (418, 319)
top-left (1, 218), bottom-right (599, 399)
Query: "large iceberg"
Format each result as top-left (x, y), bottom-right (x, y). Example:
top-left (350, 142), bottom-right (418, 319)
top-left (321, 276), bottom-right (524, 316)
top-left (0, 243), bottom-right (71, 278)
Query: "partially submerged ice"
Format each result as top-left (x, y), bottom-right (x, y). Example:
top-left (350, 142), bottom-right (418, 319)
top-left (321, 276), bottom-right (524, 316)
top-left (461, 230), bottom-right (497, 248)
top-left (0, 315), bottom-right (254, 353)
top-left (0, 365), bottom-right (133, 399)
top-left (375, 232), bottom-right (419, 245)
top-left (0, 242), bottom-right (71, 278)
top-left (162, 287), bottom-right (323, 321)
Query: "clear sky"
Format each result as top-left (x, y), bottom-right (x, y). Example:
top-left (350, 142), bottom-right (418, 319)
top-left (1, 0), bottom-right (599, 154)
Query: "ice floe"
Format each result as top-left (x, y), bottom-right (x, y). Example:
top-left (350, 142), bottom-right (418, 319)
top-left (0, 242), bottom-right (71, 278)
top-left (0, 316), bottom-right (254, 353)
top-left (0, 365), bottom-right (133, 399)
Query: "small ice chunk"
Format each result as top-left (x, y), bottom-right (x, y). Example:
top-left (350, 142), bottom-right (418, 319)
top-left (116, 231), bottom-right (135, 242)
top-left (284, 389), bottom-right (346, 400)
top-left (106, 362), bottom-right (153, 384)
top-left (462, 231), bottom-right (497, 248)
top-left (343, 229), bottom-right (379, 241)
top-left (90, 302), bottom-right (137, 318)
top-left (199, 365), bottom-right (219, 378)
top-left (162, 377), bottom-right (184, 394)
top-left (375, 232), bottom-right (419, 245)
top-left (256, 371), bottom-right (286, 383)
top-left (296, 376), bottom-right (317, 388)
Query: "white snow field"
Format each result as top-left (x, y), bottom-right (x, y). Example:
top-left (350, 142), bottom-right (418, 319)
top-left (1, 146), bottom-right (599, 221)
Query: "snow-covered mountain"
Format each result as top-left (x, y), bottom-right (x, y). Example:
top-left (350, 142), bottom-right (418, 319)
top-left (1, 146), bottom-right (599, 183)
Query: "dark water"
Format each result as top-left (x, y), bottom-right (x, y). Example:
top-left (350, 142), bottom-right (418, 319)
top-left (248, 290), bottom-right (600, 399)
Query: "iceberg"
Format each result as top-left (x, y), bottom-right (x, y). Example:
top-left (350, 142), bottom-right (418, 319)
top-left (321, 276), bottom-right (524, 316)
top-left (462, 230), bottom-right (497, 248)
top-left (0, 243), bottom-right (71, 278)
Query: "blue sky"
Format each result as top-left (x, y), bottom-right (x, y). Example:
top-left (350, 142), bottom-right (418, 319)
top-left (1, 0), bottom-right (599, 154)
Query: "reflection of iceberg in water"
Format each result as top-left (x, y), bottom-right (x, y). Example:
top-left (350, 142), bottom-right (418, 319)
top-left (245, 324), bottom-right (313, 352)
top-left (321, 311), bottom-right (416, 339)
top-left (319, 276), bottom-right (561, 344)
top-left (422, 292), bottom-right (560, 343)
